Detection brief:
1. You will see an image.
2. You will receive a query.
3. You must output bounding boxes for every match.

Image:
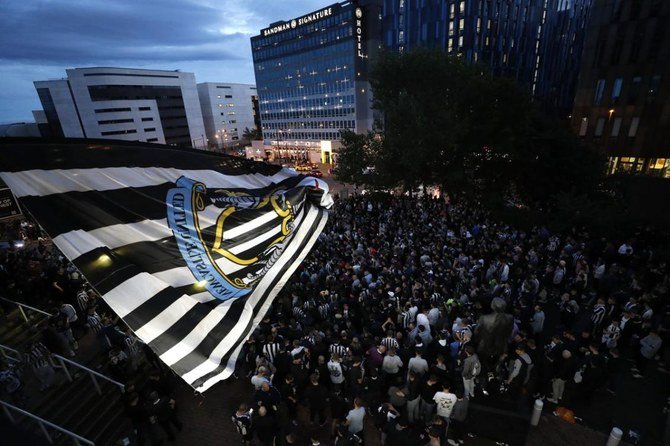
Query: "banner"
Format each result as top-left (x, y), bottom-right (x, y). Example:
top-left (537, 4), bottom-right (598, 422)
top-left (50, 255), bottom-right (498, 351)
top-left (0, 187), bottom-right (22, 220)
top-left (0, 141), bottom-right (332, 392)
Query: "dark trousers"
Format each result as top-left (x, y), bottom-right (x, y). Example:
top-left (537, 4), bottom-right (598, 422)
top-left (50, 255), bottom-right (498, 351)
top-left (135, 422), bottom-right (161, 446)
top-left (158, 415), bottom-right (183, 440)
top-left (450, 418), bottom-right (466, 441)
top-left (309, 405), bottom-right (326, 424)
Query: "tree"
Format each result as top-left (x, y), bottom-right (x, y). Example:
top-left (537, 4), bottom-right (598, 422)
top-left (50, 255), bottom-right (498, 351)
top-left (242, 127), bottom-right (262, 141)
top-left (334, 130), bottom-right (391, 189)
top-left (364, 48), bottom-right (604, 206)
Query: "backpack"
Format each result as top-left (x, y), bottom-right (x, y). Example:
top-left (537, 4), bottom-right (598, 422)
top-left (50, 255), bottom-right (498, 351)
top-left (472, 358), bottom-right (481, 377)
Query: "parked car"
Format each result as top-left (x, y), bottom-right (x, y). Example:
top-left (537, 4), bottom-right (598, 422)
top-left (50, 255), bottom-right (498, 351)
top-left (295, 164), bottom-right (312, 172)
top-left (308, 169), bottom-right (323, 178)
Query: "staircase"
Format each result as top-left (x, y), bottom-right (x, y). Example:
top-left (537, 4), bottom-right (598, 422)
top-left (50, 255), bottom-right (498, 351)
top-left (0, 304), bottom-right (134, 445)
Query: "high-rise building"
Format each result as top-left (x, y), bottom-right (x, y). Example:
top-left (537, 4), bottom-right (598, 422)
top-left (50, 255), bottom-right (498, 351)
top-left (570, 0), bottom-right (669, 177)
top-left (34, 67), bottom-right (206, 148)
top-left (381, 0), bottom-right (592, 115)
top-left (197, 83), bottom-right (260, 150)
top-left (250, 1), bottom-right (382, 164)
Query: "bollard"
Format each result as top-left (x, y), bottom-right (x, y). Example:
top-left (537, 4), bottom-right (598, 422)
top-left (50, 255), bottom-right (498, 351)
top-left (605, 427), bottom-right (623, 446)
top-left (530, 399), bottom-right (543, 426)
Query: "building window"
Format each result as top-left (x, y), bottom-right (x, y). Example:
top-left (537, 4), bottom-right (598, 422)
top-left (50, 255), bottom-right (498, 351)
top-left (648, 75), bottom-right (661, 99)
top-left (225, 95), bottom-right (233, 98)
top-left (98, 118), bottom-right (134, 125)
top-left (628, 117), bottom-right (640, 137)
top-left (147, 138), bottom-right (158, 142)
top-left (594, 118), bottom-right (605, 137)
top-left (628, 76), bottom-right (642, 104)
top-left (138, 106), bottom-right (151, 111)
top-left (578, 117), bottom-right (588, 136)
top-left (95, 107), bottom-right (131, 114)
top-left (611, 78), bottom-right (623, 103)
top-left (611, 118), bottom-right (622, 137)
top-left (141, 117), bottom-right (153, 122)
top-left (101, 129), bottom-right (137, 136)
top-left (593, 79), bottom-right (606, 105)
top-left (144, 128), bottom-right (156, 132)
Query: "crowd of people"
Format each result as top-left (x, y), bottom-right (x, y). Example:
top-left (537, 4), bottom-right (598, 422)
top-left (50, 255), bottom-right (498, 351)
top-left (231, 194), bottom-right (670, 445)
top-left (0, 220), bottom-right (183, 445)
top-left (2, 192), bottom-right (669, 446)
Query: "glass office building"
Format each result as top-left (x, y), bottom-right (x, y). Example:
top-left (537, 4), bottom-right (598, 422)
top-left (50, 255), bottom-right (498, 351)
top-left (251, 1), bottom-right (382, 163)
top-left (381, 0), bottom-right (592, 116)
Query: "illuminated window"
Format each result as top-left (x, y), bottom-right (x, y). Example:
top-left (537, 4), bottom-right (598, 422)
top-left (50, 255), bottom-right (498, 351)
top-left (650, 158), bottom-right (667, 170)
top-left (459, 1), bottom-right (465, 13)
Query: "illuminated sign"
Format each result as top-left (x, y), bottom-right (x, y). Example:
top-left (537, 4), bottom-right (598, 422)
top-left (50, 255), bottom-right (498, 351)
top-left (355, 8), bottom-right (364, 58)
top-left (261, 6), bottom-right (335, 37)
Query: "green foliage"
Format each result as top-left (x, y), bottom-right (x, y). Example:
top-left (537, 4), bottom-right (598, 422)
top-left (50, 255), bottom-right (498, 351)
top-left (353, 48), bottom-right (606, 206)
top-left (334, 130), bottom-right (390, 189)
top-left (242, 127), bottom-right (262, 141)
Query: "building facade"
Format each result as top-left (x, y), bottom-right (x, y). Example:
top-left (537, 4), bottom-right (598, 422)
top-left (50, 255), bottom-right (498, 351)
top-left (570, 0), bottom-right (669, 177)
top-left (251, 1), bottom-right (382, 163)
top-left (381, 0), bottom-right (592, 115)
top-left (197, 83), bottom-right (259, 150)
top-left (34, 67), bottom-right (206, 148)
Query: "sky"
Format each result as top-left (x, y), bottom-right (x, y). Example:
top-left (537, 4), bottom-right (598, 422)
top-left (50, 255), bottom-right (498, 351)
top-left (0, 0), bottom-right (328, 123)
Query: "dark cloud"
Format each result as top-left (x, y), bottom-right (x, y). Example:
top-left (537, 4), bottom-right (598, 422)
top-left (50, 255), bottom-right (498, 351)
top-left (0, 0), bottom-right (245, 64)
top-left (0, 0), bottom-right (329, 122)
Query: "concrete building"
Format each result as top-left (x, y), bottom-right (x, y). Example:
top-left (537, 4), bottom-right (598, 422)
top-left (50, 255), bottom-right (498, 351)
top-left (34, 67), bottom-right (206, 148)
top-left (381, 0), bottom-right (592, 116)
top-left (197, 83), bottom-right (259, 150)
top-left (250, 1), bottom-right (382, 164)
top-left (570, 0), bottom-right (669, 177)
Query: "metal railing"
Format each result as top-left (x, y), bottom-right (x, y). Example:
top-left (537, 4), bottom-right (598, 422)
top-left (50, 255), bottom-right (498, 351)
top-left (0, 342), bottom-right (124, 395)
top-left (0, 343), bottom-right (21, 363)
top-left (51, 353), bottom-right (125, 395)
top-left (0, 296), bottom-right (55, 324)
top-left (0, 399), bottom-right (95, 445)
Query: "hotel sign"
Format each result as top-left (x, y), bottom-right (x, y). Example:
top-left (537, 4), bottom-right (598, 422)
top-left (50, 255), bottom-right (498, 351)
top-left (355, 7), bottom-right (365, 58)
top-left (261, 6), bottom-right (336, 37)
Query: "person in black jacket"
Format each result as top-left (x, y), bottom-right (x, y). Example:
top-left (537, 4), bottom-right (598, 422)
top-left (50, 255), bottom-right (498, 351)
top-left (147, 390), bottom-right (182, 442)
top-left (125, 392), bottom-right (160, 446)
top-left (254, 382), bottom-right (282, 416)
top-left (279, 374), bottom-right (298, 426)
top-left (305, 373), bottom-right (329, 426)
top-left (253, 406), bottom-right (277, 446)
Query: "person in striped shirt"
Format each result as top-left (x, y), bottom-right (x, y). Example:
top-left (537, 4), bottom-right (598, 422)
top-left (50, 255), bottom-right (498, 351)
top-left (591, 298), bottom-right (607, 334)
top-left (381, 330), bottom-right (400, 352)
top-left (24, 341), bottom-right (55, 391)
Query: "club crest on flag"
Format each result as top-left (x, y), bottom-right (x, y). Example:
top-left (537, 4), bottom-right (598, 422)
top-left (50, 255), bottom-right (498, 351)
top-left (167, 176), bottom-right (296, 302)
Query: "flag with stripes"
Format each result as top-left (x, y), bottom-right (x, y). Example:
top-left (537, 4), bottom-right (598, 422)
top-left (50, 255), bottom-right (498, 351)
top-left (0, 141), bottom-right (332, 392)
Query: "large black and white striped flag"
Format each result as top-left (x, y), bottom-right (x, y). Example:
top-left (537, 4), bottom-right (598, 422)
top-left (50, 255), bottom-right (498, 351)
top-left (0, 141), bottom-right (332, 392)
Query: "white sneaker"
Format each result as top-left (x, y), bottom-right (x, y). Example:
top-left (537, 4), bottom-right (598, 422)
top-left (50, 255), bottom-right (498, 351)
top-left (546, 398), bottom-right (558, 404)
top-left (447, 440), bottom-right (458, 446)
top-left (632, 373), bottom-right (643, 379)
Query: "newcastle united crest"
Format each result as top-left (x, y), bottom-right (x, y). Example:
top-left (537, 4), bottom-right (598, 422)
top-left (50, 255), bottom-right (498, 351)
top-left (166, 176), bottom-right (297, 302)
